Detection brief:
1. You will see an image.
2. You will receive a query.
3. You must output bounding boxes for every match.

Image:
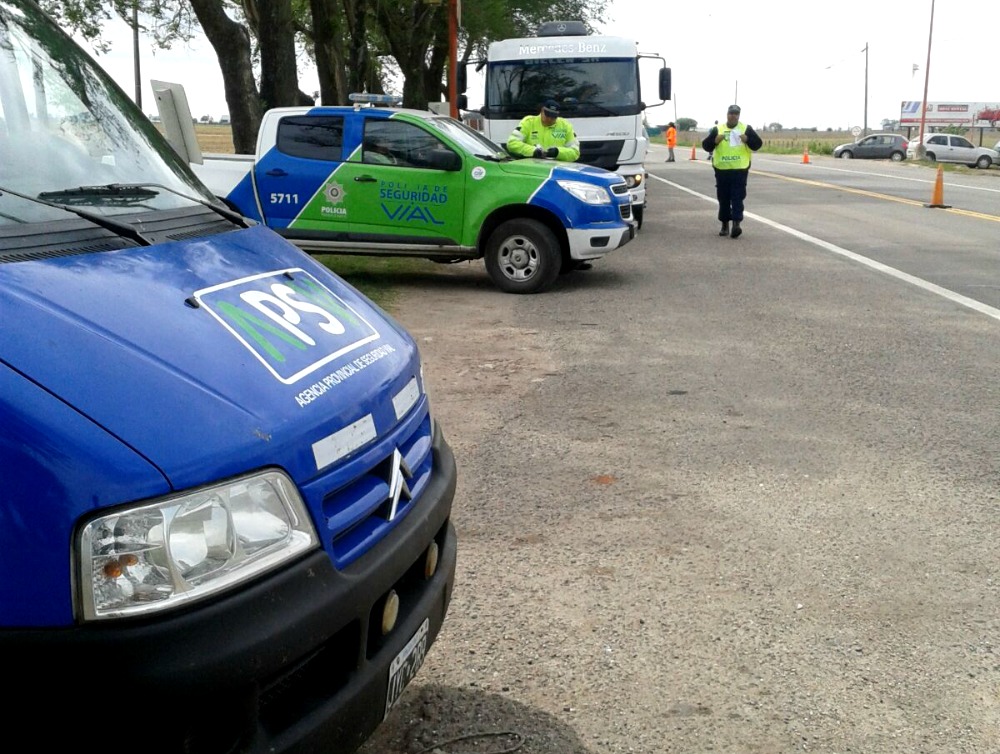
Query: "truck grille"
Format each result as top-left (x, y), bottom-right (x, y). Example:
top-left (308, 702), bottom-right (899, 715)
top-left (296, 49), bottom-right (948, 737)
top-left (313, 411), bottom-right (434, 569)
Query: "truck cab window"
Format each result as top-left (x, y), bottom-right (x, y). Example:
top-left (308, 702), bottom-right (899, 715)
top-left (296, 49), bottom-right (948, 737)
top-left (277, 116), bottom-right (344, 161)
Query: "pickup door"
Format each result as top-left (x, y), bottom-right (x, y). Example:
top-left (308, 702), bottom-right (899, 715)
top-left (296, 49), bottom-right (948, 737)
top-left (256, 111), bottom-right (467, 248)
top-left (254, 114), bottom-right (350, 235)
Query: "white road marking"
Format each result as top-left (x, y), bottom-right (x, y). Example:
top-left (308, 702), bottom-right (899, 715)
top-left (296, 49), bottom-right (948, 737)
top-left (650, 174), bottom-right (1000, 323)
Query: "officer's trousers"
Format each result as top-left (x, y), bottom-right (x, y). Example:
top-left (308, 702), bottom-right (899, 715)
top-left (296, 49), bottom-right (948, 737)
top-left (713, 168), bottom-right (750, 223)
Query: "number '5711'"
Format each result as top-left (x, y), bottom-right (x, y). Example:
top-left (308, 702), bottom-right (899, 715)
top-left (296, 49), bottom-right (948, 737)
top-left (270, 193), bottom-right (299, 204)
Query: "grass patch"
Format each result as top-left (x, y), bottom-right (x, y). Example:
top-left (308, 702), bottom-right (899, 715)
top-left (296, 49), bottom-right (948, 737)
top-left (314, 255), bottom-right (437, 308)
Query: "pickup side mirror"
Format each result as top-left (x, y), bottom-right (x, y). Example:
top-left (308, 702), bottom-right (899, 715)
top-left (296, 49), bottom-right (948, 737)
top-left (419, 149), bottom-right (462, 171)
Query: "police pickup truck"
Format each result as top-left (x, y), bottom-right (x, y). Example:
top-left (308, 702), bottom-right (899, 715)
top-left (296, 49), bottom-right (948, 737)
top-left (189, 94), bottom-right (636, 294)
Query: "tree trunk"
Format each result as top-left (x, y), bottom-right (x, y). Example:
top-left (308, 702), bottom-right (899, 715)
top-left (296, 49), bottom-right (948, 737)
top-left (188, 0), bottom-right (262, 154)
top-left (376, 1), bottom-right (444, 109)
top-left (309, 0), bottom-right (346, 104)
top-left (256, 0), bottom-right (300, 110)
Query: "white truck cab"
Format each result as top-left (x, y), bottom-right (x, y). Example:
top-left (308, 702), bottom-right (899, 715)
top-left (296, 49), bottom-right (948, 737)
top-left (471, 20), bottom-right (671, 228)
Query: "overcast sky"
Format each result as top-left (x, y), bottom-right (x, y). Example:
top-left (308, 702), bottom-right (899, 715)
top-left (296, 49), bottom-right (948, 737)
top-left (81, 0), bottom-right (994, 131)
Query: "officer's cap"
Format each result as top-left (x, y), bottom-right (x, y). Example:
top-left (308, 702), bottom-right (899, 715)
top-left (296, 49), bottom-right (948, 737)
top-left (727, 104), bottom-right (741, 114)
top-left (541, 100), bottom-right (561, 117)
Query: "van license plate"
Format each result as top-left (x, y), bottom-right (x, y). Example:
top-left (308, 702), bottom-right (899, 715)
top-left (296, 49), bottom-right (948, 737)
top-left (384, 618), bottom-right (429, 719)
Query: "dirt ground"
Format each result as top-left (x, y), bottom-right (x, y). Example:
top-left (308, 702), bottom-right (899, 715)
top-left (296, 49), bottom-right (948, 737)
top-left (355, 199), bottom-right (999, 754)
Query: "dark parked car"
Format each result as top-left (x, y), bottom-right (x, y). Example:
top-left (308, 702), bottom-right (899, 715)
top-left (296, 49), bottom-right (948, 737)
top-left (833, 133), bottom-right (908, 161)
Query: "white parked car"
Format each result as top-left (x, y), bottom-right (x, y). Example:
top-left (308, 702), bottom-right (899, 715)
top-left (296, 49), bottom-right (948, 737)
top-left (906, 133), bottom-right (999, 168)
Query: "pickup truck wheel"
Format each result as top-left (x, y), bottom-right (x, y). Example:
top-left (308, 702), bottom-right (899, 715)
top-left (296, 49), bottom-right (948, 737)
top-left (633, 206), bottom-right (644, 229)
top-left (485, 219), bottom-right (561, 294)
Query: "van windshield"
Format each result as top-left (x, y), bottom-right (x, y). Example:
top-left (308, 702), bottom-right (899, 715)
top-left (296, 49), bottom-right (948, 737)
top-left (0, 0), bottom-right (215, 224)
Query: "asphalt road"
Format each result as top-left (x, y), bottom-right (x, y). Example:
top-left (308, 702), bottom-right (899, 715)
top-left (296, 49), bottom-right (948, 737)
top-left (359, 150), bottom-right (1000, 754)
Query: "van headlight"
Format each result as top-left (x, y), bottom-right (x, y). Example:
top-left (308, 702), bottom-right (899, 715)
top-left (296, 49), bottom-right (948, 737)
top-left (78, 470), bottom-right (318, 620)
top-left (557, 180), bottom-right (610, 205)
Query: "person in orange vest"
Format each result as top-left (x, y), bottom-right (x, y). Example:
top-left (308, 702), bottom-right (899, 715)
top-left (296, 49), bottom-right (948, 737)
top-left (701, 104), bottom-right (762, 239)
top-left (665, 122), bottom-right (677, 162)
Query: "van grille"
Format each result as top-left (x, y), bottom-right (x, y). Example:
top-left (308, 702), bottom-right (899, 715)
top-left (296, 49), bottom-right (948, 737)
top-left (312, 411), bottom-right (434, 569)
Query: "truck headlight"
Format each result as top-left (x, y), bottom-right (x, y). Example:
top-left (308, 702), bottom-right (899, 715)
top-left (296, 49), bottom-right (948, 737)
top-left (624, 173), bottom-right (644, 188)
top-left (78, 470), bottom-right (319, 620)
top-left (556, 180), bottom-right (610, 205)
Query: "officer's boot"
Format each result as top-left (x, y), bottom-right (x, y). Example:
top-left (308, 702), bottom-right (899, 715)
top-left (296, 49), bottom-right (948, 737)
top-left (730, 222), bottom-right (742, 239)
top-left (719, 222), bottom-right (729, 237)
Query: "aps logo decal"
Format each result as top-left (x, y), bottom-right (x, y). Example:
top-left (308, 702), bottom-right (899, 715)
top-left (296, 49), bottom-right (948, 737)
top-left (194, 268), bottom-right (382, 384)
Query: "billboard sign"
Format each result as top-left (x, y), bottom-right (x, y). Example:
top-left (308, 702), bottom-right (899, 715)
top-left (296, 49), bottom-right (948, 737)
top-left (900, 101), bottom-right (1000, 127)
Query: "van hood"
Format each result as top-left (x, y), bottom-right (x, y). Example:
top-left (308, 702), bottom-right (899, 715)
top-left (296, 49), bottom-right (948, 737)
top-left (0, 225), bottom-right (420, 493)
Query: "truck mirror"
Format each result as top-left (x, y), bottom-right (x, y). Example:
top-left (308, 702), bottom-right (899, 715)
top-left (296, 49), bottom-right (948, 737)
top-left (659, 68), bottom-right (672, 101)
top-left (457, 94), bottom-right (468, 111)
top-left (457, 65), bottom-right (467, 94)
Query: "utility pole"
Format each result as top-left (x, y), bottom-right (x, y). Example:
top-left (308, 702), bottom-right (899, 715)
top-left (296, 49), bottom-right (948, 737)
top-left (132, 2), bottom-right (141, 109)
top-left (448, 0), bottom-right (459, 118)
top-left (916, 0), bottom-right (935, 158)
top-left (862, 42), bottom-right (868, 137)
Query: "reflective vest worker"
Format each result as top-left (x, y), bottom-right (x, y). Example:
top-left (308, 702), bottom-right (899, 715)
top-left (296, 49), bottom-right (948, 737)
top-left (665, 122), bottom-right (677, 162)
top-left (507, 100), bottom-right (580, 162)
top-left (701, 104), bottom-right (763, 239)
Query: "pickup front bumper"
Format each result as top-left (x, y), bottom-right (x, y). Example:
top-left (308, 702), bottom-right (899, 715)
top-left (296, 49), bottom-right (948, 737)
top-left (567, 221), bottom-right (635, 260)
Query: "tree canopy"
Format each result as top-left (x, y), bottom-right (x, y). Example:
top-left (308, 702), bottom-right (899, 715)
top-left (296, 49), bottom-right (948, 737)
top-left (43, 0), bottom-right (608, 152)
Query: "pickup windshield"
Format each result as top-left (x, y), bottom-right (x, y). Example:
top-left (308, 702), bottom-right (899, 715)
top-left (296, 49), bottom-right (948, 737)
top-left (0, 0), bottom-right (215, 226)
top-left (425, 115), bottom-right (507, 158)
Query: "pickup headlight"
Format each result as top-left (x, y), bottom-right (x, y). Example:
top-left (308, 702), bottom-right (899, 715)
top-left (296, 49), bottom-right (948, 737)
top-left (78, 470), bottom-right (319, 620)
top-left (556, 180), bottom-right (610, 205)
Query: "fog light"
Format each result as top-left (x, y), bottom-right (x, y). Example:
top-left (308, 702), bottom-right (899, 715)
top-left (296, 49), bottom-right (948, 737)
top-left (381, 590), bottom-right (400, 635)
top-left (424, 542), bottom-right (439, 580)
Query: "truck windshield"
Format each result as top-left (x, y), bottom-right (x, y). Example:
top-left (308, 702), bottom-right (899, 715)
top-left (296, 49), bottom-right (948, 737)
top-left (0, 0), bottom-right (215, 224)
top-left (484, 58), bottom-right (640, 118)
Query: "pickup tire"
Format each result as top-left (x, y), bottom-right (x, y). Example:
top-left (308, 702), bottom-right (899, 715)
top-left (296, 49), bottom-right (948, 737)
top-left (485, 219), bottom-right (561, 294)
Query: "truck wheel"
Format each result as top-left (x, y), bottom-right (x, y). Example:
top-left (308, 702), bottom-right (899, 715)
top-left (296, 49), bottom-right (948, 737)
top-left (633, 205), bottom-right (644, 229)
top-left (485, 219), bottom-right (561, 294)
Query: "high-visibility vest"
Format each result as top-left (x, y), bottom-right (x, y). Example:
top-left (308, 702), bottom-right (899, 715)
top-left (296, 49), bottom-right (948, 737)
top-left (712, 121), bottom-right (751, 170)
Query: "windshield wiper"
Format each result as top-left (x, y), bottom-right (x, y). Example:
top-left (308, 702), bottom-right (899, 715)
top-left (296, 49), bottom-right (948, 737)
top-left (476, 152), bottom-right (511, 162)
top-left (39, 183), bottom-right (250, 227)
top-left (0, 184), bottom-right (153, 245)
top-left (39, 184), bottom-right (159, 204)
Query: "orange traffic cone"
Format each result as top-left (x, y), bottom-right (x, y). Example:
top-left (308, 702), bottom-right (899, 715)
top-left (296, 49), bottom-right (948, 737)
top-left (925, 166), bottom-right (951, 209)
top-left (801, 145), bottom-right (810, 164)
top-left (689, 145), bottom-right (697, 160)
